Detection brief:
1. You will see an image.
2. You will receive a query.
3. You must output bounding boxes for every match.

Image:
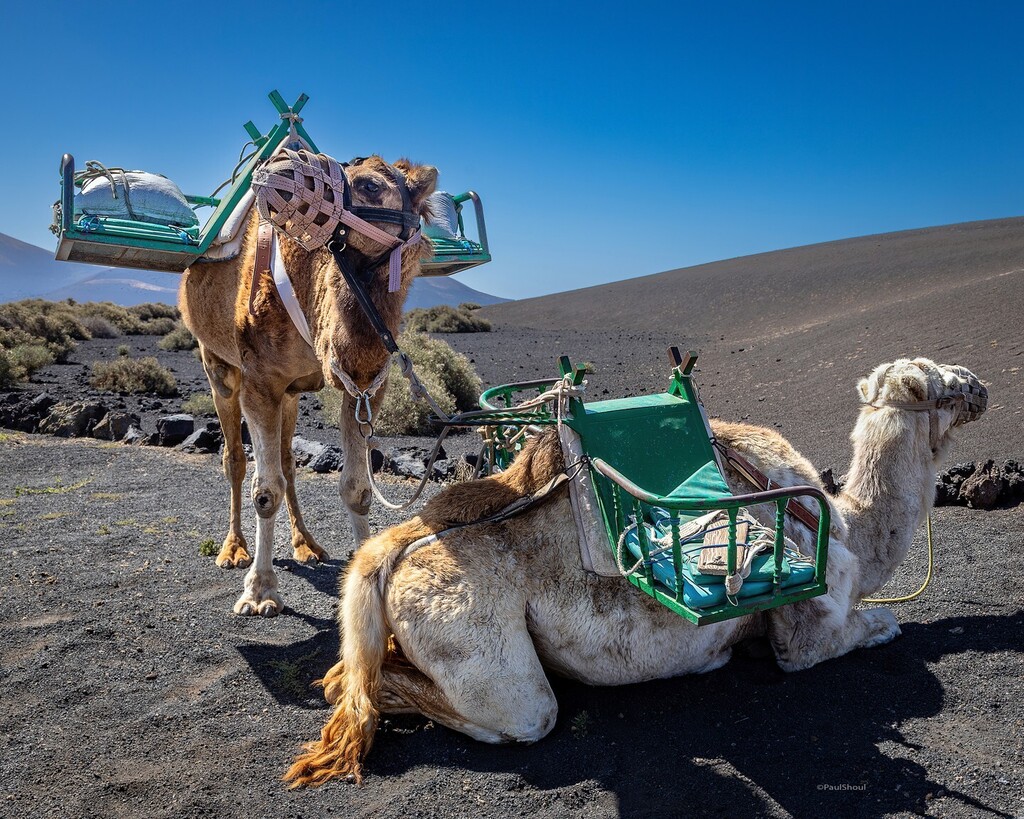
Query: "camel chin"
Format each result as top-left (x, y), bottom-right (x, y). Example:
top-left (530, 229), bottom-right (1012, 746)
top-left (283, 355), bottom-right (988, 787)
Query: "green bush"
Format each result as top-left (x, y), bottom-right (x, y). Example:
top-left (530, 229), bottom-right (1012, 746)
top-left (130, 303), bottom-right (179, 322)
top-left (75, 302), bottom-right (146, 335)
top-left (403, 304), bottom-right (491, 334)
top-left (397, 330), bottom-right (481, 411)
top-left (158, 322), bottom-right (198, 351)
top-left (90, 356), bottom-right (177, 396)
top-left (459, 302), bottom-right (481, 311)
top-left (318, 332), bottom-right (480, 435)
top-left (0, 349), bottom-right (14, 388)
top-left (8, 344), bottom-right (54, 379)
top-left (140, 317), bottom-right (177, 336)
top-left (117, 344), bottom-right (131, 357)
top-left (182, 392), bottom-right (216, 416)
top-left (0, 299), bottom-right (87, 361)
top-left (80, 315), bottom-right (121, 339)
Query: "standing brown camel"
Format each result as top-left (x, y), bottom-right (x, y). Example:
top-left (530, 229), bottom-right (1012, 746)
top-left (179, 153), bottom-right (438, 616)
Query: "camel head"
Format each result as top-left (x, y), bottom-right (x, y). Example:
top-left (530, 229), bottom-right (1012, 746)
top-left (341, 155), bottom-right (439, 254)
top-left (855, 357), bottom-right (988, 458)
top-left (253, 150), bottom-right (437, 256)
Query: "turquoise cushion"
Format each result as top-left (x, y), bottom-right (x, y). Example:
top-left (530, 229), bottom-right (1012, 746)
top-left (623, 513), bottom-right (817, 610)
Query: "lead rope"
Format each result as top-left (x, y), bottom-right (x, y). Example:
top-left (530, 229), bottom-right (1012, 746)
top-left (861, 515), bottom-right (935, 604)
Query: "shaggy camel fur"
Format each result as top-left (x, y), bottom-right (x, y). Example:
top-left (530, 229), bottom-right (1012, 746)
top-left (284, 357), bottom-right (987, 786)
top-left (179, 156), bottom-right (438, 616)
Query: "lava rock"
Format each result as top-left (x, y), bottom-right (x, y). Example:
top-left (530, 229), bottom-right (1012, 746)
top-left (292, 436), bottom-right (326, 467)
top-left (935, 461), bottom-right (978, 506)
top-left (384, 446), bottom-right (452, 481)
top-left (93, 411), bottom-right (141, 442)
top-left (155, 414), bottom-right (195, 447)
top-left (39, 401), bottom-right (109, 438)
top-left (178, 427), bottom-right (222, 454)
top-left (309, 445), bottom-right (344, 473)
top-left (369, 447), bottom-right (385, 474)
top-left (0, 392), bottom-right (56, 432)
top-left (961, 460), bottom-right (1001, 509)
top-left (122, 425), bottom-right (147, 446)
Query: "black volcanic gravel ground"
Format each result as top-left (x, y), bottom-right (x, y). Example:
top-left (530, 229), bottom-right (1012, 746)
top-left (3, 219), bottom-right (1023, 817)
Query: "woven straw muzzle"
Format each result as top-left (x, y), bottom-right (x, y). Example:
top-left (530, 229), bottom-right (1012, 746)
top-left (252, 149), bottom-right (346, 251)
top-left (944, 365), bottom-right (988, 426)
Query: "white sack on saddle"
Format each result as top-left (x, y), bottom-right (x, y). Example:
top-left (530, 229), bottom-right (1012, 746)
top-left (75, 166), bottom-right (198, 227)
top-left (421, 191), bottom-right (460, 240)
top-left (559, 423), bottom-right (621, 577)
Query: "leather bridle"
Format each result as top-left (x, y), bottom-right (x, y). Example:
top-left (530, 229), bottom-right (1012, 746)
top-left (862, 360), bottom-right (988, 453)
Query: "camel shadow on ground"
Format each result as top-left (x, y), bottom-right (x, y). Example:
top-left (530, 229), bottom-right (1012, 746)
top-left (351, 611), bottom-right (1021, 818)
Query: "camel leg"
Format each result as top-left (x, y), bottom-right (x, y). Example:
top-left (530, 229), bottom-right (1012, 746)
top-left (234, 383), bottom-right (287, 617)
top-left (387, 594), bottom-right (558, 743)
top-left (767, 548), bottom-right (901, 672)
top-left (338, 391), bottom-right (376, 545)
top-left (281, 392), bottom-right (327, 564)
top-left (199, 345), bottom-right (251, 569)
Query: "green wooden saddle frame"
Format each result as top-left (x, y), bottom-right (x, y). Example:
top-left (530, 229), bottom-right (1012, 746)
top-left (53, 90), bottom-right (490, 277)
top-left (478, 348), bottom-right (832, 626)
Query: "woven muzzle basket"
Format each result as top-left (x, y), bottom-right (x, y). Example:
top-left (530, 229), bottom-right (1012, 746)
top-left (252, 149), bottom-right (346, 251)
top-left (946, 365), bottom-right (988, 426)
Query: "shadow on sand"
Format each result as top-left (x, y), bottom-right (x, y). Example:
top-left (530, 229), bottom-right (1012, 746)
top-left (258, 610), bottom-right (1021, 817)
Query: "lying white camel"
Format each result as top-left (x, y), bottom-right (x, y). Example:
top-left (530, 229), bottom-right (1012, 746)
top-left (285, 357), bottom-right (987, 786)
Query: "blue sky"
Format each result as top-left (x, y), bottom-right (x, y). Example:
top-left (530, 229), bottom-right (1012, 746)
top-left (2, 2), bottom-right (1022, 299)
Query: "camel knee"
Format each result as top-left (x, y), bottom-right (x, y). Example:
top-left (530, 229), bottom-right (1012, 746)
top-left (340, 474), bottom-right (371, 516)
top-left (252, 474), bottom-right (286, 517)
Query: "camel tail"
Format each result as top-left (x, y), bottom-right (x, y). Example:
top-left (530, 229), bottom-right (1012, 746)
top-left (283, 544), bottom-right (392, 788)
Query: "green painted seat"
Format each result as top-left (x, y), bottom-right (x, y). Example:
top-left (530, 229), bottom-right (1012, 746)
top-left (476, 351), bottom-right (833, 626)
top-left (53, 90), bottom-right (491, 277)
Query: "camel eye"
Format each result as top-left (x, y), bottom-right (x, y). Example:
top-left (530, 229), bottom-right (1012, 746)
top-left (360, 179), bottom-right (381, 195)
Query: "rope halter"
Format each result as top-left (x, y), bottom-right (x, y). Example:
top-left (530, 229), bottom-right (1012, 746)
top-left (862, 360), bottom-right (988, 451)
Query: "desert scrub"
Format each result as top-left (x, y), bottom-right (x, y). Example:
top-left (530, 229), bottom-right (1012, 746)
top-left (0, 299), bottom-right (86, 362)
top-left (8, 344), bottom-right (54, 379)
top-left (182, 392), bottom-right (216, 416)
top-left (158, 322), bottom-right (197, 351)
top-left (130, 303), bottom-right (179, 322)
top-left (398, 330), bottom-right (481, 411)
top-left (140, 317), bottom-right (177, 336)
top-left (80, 315), bottom-right (121, 339)
top-left (117, 344), bottom-right (131, 357)
top-left (90, 356), bottom-right (177, 396)
top-left (319, 331), bottom-right (479, 435)
top-left (75, 302), bottom-right (146, 335)
top-left (403, 304), bottom-right (491, 333)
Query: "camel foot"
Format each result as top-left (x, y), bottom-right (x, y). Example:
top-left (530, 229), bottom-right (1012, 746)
top-left (292, 533), bottom-right (328, 565)
top-left (859, 607), bottom-right (902, 649)
top-left (233, 571), bottom-right (282, 617)
top-left (216, 534), bottom-right (252, 569)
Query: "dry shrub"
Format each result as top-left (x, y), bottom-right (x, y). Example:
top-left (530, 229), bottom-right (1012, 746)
top-left (403, 304), bottom-right (491, 333)
top-left (318, 331), bottom-right (480, 435)
top-left (8, 344), bottom-right (54, 379)
top-left (0, 299), bottom-right (86, 362)
top-left (80, 315), bottom-right (121, 339)
top-left (182, 392), bottom-right (216, 416)
top-left (75, 302), bottom-right (146, 334)
top-left (158, 322), bottom-right (197, 351)
top-left (90, 356), bottom-right (177, 396)
top-left (140, 317), bottom-right (176, 336)
top-left (130, 303), bottom-right (179, 322)
top-left (0, 349), bottom-right (14, 388)
top-left (398, 330), bottom-right (481, 411)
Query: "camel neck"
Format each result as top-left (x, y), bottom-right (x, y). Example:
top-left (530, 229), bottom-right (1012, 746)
top-left (838, 409), bottom-right (936, 599)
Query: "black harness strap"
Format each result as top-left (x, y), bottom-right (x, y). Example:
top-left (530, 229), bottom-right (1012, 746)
top-left (328, 234), bottom-right (399, 355)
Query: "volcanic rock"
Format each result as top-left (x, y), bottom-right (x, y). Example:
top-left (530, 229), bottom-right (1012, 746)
top-left (156, 414), bottom-right (195, 447)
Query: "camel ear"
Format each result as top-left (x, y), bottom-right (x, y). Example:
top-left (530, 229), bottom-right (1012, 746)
top-left (395, 159), bottom-right (439, 213)
top-left (857, 378), bottom-right (872, 401)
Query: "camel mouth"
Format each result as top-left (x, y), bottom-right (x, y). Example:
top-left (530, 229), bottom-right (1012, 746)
top-left (936, 364), bottom-right (988, 427)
